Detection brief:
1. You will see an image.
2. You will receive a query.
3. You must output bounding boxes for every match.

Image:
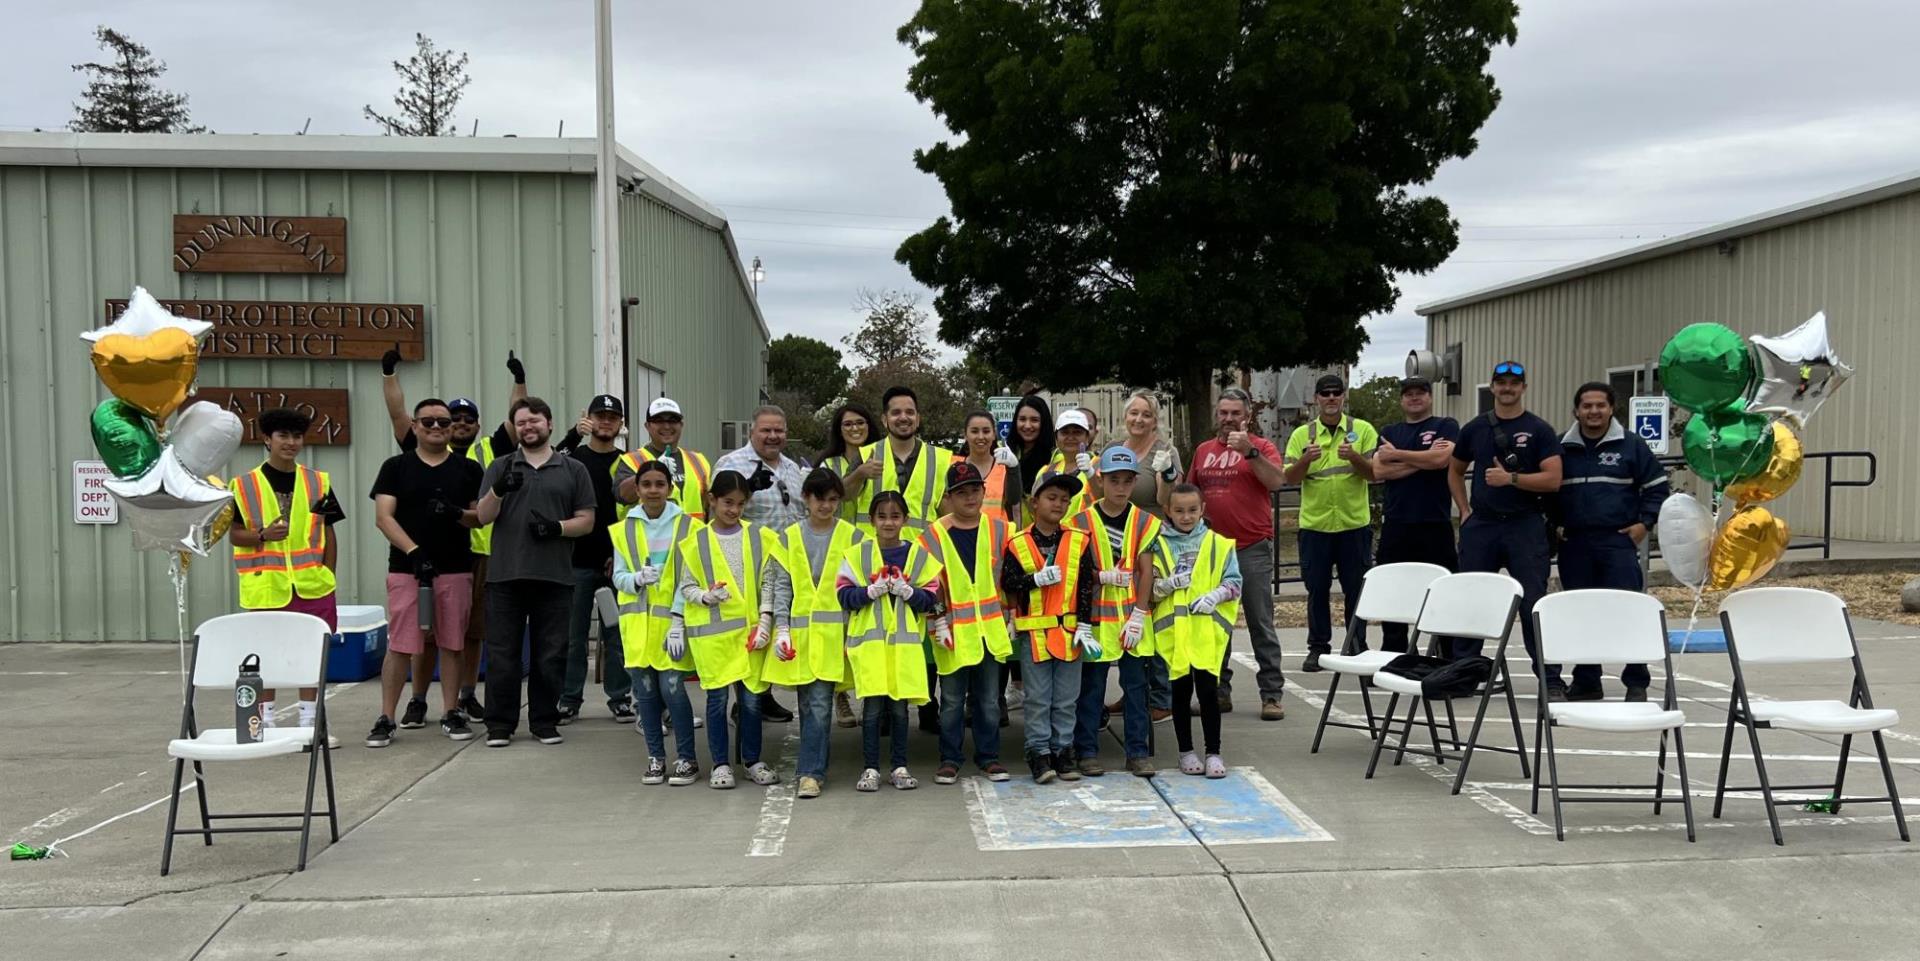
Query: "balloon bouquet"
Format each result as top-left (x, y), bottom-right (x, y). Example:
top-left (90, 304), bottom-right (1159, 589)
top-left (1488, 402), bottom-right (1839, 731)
top-left (83, 287), bottom-right (246, 681)
top-left (1654, 313), bottom-right (1854, 641)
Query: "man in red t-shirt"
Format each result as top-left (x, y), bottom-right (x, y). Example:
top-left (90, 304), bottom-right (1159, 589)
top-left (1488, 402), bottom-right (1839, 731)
top-left (1185, 387), bottom-right (1288, 719)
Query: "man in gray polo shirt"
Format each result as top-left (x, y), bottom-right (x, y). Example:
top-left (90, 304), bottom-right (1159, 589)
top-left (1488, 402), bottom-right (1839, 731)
top-left (476, 397), bottom-right (597, 747)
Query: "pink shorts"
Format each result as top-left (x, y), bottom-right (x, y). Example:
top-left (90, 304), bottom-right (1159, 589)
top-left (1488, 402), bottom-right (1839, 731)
top-left (276, 592), bottom-right (339, 632)
top-left (385, 573), bottom-right (474, 656)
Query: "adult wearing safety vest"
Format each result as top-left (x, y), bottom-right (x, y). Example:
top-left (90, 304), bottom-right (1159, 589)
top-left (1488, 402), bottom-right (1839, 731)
top-left (668, 470), bottom-right (781, 790)
top-left (611, 459), bottom-right (704, 787)
top-left (921, 462), bottom-right (1014, 785)
top-left (1000, 473), bottom-right (1102, 784)
top-left (837, 490), bottom-right (943, 792)
top-left (819, 401), bottom-right (877, 731)
top-left (845, 386), bottom-right (954, 534)
top-left (615, 397), bottom-right (713, 523)
top-left (1282, 374), bottom-right (1377, 674)
top-left (952, 410), bottom-right (1023, 526)
top-left (1033, 408), bottom-right (1098, 518)
top-left (1150, 484), bottom-right (1243, 780)
top-left (764, 467), bottom-right (865, 799)
top-left (1066, 447), bottom-right (1162, 778)
top-left (228, 407), bottom-right (344, 731)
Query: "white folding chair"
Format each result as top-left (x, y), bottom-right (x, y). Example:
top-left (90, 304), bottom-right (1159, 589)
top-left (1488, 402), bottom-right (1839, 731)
top-left (1529, 590), bottom-right (1694, 841)
top-left (1311, 562), bottom-right (1451, 753)
top-left (161, 611), bottom-right (339, 876)
top-left (1365, 572), bottom-right (1530, 793)
top-left (1714, 588), bottom-right (1908, 846)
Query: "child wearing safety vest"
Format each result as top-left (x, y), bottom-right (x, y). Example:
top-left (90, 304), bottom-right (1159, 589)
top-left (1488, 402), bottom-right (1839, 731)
top-left (764, 467), bottom-right (865, 799)
top-left (921, 461), bottom-right (1014, 785)
top-left (1033, 407), bottom-right (1098, 518)
top-left (1065, 446), bottom-right (1162, 778)
top-left (1000, 473), bottom-right (1101, 783)
top-left (666, 470), bottom-right (781, 790)
top-left (611, 459), bottom-right (703, 787)
top-left (836, 490), bottom-right (942, 792)
top-left (1150, 483), bottom-right (1243, 779)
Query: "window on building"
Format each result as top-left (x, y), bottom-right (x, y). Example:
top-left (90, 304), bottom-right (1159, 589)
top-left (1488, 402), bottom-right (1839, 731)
top-left (1606, 368), bottom-right (1664, 427)
top-left (1476, 384), bottom-right (1493, 416)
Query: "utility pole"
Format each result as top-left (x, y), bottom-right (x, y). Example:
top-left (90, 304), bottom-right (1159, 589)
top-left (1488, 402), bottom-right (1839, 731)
top-left (592, 0), bottom-right (624, 402)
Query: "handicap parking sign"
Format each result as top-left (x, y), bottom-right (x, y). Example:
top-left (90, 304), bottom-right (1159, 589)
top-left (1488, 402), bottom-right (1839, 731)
top-left (1630, 396), bottom-right (1669, 455)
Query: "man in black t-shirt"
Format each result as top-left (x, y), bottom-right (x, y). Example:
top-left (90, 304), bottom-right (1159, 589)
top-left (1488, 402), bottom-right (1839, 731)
top-left (367, 399), bottom-right (485, 747)
top-left (1447, 361), bottom-right (1566, 696)
top-left (1370, 376), bottom-right (1462, 652)
top-left (559, 393), bottom-right (633, 724)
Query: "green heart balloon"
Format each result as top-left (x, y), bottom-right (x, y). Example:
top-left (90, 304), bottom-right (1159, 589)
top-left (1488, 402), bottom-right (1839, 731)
top-left (1659, 322), bottom-right (1754, 414)
top-left (1682, 401), bottom-right (1774, 487)
top-left (89, 397), bottom-right (161, 477)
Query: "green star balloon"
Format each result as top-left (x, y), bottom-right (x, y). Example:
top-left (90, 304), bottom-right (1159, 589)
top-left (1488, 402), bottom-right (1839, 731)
top-left (1659, 322), bottom-right (1754, 414)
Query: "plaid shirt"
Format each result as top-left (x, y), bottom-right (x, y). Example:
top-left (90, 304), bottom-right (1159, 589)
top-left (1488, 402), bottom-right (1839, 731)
top-left (713, 445), bottom-right (809, 531)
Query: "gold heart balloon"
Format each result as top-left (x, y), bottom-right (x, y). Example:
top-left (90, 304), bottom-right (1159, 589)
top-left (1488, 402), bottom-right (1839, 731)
top-left (89, 328), bottom-right (199, 422)
top-left (1707, 505), bottom-right (1791, 591)
top-left (1725, 421), bottom-right (1804, 505)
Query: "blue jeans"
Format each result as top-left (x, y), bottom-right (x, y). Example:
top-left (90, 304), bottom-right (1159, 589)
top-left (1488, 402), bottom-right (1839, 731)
top-left (938, 660), bottom-right (1002, 768)
top-left (1075, 656), bottom-right (1151, 760)
top-left (705, 681), bottom-right (763, 766)
top-left (862, 696), bottom-right (909, 770)
top-left (795, 680), bottom-right (835, 780)
top-left (1019, 644), bottom-right (1083, 756)
top-left (1145, 654), bottom-right (1171, 711)
top-left (563, 568), bottom-right (630, 710)
top-left (1558, 530), bottom-right (1651, 692)
top-left (629, 666), bottom-right (695, 762)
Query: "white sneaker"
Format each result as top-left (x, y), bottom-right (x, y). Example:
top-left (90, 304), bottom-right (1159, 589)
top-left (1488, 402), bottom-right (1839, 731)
top-left (746, 762), bottom-right (780, 786)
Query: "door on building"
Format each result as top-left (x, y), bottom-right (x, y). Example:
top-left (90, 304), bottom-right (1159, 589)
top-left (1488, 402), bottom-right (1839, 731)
top-left (634, 362), bottom-right (666, 410)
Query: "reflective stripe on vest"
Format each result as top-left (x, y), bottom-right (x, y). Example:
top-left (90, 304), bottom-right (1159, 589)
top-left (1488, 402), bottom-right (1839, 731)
top-left (230, 465), bottom-right (333, 605)
top-left (855, 440), bottom-right (948, 530)
top-left (469, 441), bottom-right (496, 555)
top-left (1071, 504), bottom-right (1159, 625)
top-left (1007, 529), bottom-right (1086, 661)
top-left (619, 447), bottom-right (711, 521)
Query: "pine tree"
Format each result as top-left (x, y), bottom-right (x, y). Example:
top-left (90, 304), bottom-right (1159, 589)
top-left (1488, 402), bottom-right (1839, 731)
top-left (363, 33), bottom-right (472, 136)
top-left (70, 27), bottom-right (203, 133)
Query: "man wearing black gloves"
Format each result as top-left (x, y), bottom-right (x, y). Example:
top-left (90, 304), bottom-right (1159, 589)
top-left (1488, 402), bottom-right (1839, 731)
top-left (558, 394), bottom-right (633, 724)
top-left (368, 399), bottom-right (485, 747)
top-left (475, 397), bottom-right (598, 747)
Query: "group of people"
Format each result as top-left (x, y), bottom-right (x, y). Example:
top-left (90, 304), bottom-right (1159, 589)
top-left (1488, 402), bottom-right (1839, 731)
top-left (217, 350), bottom-right (1668, 800)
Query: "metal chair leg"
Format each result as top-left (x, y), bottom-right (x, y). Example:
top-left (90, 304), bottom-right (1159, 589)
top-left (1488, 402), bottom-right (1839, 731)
top-left (159, 758), bottom-right (186, 877)
top-left (192, 761), bottom-right (213, 846)
top-left (1501, 674), bottom-right (1531, 779)
top-left (296, 738), bottom-right (322, 872)
top-left (321, 736), bottom-right (341, 842)
top-left (1828, 733), bottom-right (1854, 815)
top-left (1741, 715), bottom-right (1784, 845)
top-left (1672, 722), bottom-right (1697, 842)
top-left (1712, 702), bottom-right (1739, 819)
top-left (1421, 698), bottom-right (1445, 767)
top-left (1448, 688), bottom-right (1497, 796)
top-left (1311, 672), bottom-right (1343, 753)
top-left (1392, 696), bottom-right (1421, 767)
top-left (1365, 693), bottom-right (1401, 779)
top-left (1545, 719), bottom-right (1565, 842)
top-left (1871, 730), bottom-right (1911, 843)
top-left (1653, 729), bottom-right (1669, 815)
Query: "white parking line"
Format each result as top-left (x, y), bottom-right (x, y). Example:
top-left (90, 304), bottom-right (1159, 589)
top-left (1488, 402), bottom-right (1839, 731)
top-left (747, 728), bottom-right (802, 857)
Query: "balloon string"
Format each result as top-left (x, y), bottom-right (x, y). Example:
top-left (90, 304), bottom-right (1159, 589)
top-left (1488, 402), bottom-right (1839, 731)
top-left (170, 554), bottom-right (189, 704)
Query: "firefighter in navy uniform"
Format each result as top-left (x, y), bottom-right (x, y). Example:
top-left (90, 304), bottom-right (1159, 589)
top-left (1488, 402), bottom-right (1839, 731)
top-left (1553, 382), bottom-right (1670, 702)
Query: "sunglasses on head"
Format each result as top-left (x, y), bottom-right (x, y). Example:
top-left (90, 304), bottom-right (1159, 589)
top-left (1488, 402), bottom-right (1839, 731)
top-left (1494, 362), bottom-right (1526, 377)
top-left (1317, 388), bottom-right (1344, 398)
top-left (417, 417), bottom-right (452, 429)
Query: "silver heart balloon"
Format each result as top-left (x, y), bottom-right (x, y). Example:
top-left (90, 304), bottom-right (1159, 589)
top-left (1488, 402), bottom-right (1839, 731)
top-left (168, 401), bottom-right (245, 477)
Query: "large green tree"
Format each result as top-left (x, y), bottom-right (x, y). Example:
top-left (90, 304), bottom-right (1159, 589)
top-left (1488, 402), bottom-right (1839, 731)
top-left (896, 0), bottom-right (1516, 442)
top-left (768, 334), bottom-right (850, 413)
top-left (70, 27), bottom-right (203, 133)
top-left (841, 290), bottom-right (987, 449)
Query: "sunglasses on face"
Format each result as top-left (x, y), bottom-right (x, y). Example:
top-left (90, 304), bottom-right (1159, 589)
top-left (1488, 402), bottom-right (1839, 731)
top-left (1317, 388), bottom-right (1344, 398)
top-left (417, 417), bottom-right (452, 429)
top-left (649, 416), bottom-right (683, 425)
top-left (449, 413), bottom-right (478, 424)
top-left (1494, 362), bottom-right (1526, 377)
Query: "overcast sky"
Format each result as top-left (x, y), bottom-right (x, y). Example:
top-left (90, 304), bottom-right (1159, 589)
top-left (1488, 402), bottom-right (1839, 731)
top-left (7, 1), bottom-right (1919, 382)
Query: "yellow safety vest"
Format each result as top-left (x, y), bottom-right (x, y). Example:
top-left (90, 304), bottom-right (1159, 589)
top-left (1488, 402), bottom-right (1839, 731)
top-left (611, 509), bottom-right (700, 672)
top-left (1007, 528), bottom-right (1089, 663)
top-left (467, 440), bottom-right (496, 555)
top-left (230, 465), bottom-right (335, 610)
top-left (1151, 530), bottom-right (1240, 680)
top-left (1067, 503), bottom-right (1162, 661)
top-left (821, 454), bottom-right (861, 522)
top-left (762, 519), bottom-right (864, 688)
top-left (676, 522), bottom-right (777, 694)
top-left (1037, 452), bottom-right (1097, 518)
top-left (843, 540), bottom-right (942, 703)
top-left (616, 447), bottom-right (712, 522)
top-left (919, 516), bottom-right (1012, 673)
top-left (853, 439), bottom-right (952, 533)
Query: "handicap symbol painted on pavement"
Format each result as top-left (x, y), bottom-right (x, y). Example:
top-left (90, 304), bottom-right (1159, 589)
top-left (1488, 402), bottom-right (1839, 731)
top-left (963, 768), bottom-right (1333, 851)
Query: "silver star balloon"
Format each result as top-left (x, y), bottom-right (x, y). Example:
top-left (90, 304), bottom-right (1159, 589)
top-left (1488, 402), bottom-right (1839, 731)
top-left (104, 451), bottom-right (234, 555)
top-left (1747, 311), bottom-right (1854, 428)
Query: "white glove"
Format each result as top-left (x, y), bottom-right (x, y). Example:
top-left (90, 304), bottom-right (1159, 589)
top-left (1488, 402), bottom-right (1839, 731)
top-left (635, 564), bottom-right (662, 587)
top-left (1192, 588), bottom-right (1225, 615)
top-left (773, 627), bottom-right (796, 661)
top-left (1075, 451), bottom-right (1093, 473)
top-left (749, 615), bottom-right (772, 651)
top-left (1120, 610), bottom-right (1145, 652)
top-left (699, 583), bottom-right (732, 607)
top-left (1074, 623), bottom-right (1102, 658)
top-left (866, 580), bottom-right (891, 600)
top-left (993, 443), bottom-right (1019, 468)
top-left (889, 577), bottom-right (916, 599)
top-left (1031, 565), bottom-right (1063, 587)
top-left (1163, 570), bottom-right (1192, 592)
top-left (932, 616), bottom-right (955, 651)
top-left (1149, 448), bottom-right (1173, 474)
top-left (1097, 568), bottom-right (1132, 588)
top-left (664, 620), bottom-right (687, 660)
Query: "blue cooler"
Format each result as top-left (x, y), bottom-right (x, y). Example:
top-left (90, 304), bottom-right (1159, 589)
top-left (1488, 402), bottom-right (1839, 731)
top-left (329, 605), bottom-right (389, 681)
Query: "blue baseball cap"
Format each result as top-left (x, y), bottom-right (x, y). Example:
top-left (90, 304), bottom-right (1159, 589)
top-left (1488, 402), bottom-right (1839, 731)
top-left (1097, 445), bottom-right (1139, 475)
top-left (448, 398), bottom-right (480, 418)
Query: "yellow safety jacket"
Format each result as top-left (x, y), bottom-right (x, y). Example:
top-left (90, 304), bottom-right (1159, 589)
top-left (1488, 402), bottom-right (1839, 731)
top-left (1038, 451), bottom-right (1096, 518)
top-left (1067, 503), bottom-right (1162, 661)
top-left (467, 439), bottom-right (497, 555)
top-left (1150, 529), bottom-right (1240, 680)
top-left (853, 439), bottom-right (953, 533)
top-left (230, 465), bottom-right (335, 610)
top-left (616, 447), bottom-right (712, 522)
top-left (919, 516), bottom-right (1013, 674)
top-left (762, 519), bottom-right (864, 688)
top-left (676, 521), bottom-right (777, 693)
top-left (821, 454), bottom-right (861, 522)
top-left (611, 508), bottom-right (700, 672)
top-left (1007, 527), bottom-right (1089, 664)
top-left (843, 540), bottom-right (942, 703)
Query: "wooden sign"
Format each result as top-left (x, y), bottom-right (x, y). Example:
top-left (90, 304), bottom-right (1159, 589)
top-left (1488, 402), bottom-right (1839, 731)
top-left (195, 388), bottom-right (351, 446)
top-left (103, 299), bottom-right (425, 361)
top-left (173, 215), bottom-right (347, 274)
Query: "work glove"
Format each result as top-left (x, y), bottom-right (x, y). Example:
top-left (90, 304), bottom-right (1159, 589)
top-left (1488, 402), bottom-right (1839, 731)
top-left (427, 496), bottom-right (465, 524)
top-left (408, 547), bottom-right (436, 582)
top-left (527, 511), bottom-right (562, 540)
top-left (492, 465), bottom-right (525, 497)
top-left (748, 615), bottom-right (772, 651)
top-left (1149, 448), bottom-right (1174, 474)
top-left (381, 344), bottom-right (402, 376)
top-left (1031, 565), bottom-right (1063, 588)
top-left (635, 564), bottom-right (662, 588)
top-left (866, 579), bottom-right (891, 601)
top-left (773, 627), bottom-right (796, 662)
top-left (993, 443), bottom-right (1019, 468)
top-left (1097, 568), bottom-right (1132, 588)
top-left (699, 583), bottom-right (732, 607)
top-left (1162, 570), bottom-right (1193, 593)
top-left (1120, 610), bottom-right (1146, 652)
top-left (1192, 587), bottom-right (1227, 616)
top-left (889, 577), bottom-right (916, 600)
top-left (664, 620), bottom-right (687, 660)
top-left (932, 616), bottom-right (955, 651)
top-left (748, 463), bottom-right (776, 493)
top-left (506, 350), bottom-right (526, 385)
top-left (311, 491), bottom-right (345, 525)
top-left (1074, 623), bottom-right (1102, 659)
top-left (1075, 451), bottom-right (1093, 473)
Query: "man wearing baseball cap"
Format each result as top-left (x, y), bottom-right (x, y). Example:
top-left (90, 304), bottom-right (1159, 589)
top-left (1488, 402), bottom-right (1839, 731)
top-left (615, 397), bottom-right (714, 524)
top-left (1282, 374), bottom-right (1377, 674)
top-left (1369, 376), bottom-right (1462, 652)
top-left (559, 393), bottom-right (633, 723)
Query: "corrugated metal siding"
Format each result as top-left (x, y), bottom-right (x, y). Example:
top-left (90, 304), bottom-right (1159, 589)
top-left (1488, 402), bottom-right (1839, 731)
top-left (0, 164), bottom-right (595, 641)
top-left (1427, 191), bottom-right (1919, 542)
top-left (618, 191), bottom-right (767, 455)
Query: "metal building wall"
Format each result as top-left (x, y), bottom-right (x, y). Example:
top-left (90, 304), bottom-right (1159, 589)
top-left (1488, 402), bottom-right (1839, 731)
top-left (619, 191), bottom-right (768, 457)
top-left (0, 164), bottom-right (594, 641)
top-left (1425, 190), bottom-right (1920, 542)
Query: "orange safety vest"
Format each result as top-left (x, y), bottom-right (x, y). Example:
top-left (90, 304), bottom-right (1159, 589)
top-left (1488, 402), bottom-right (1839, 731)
top-left (949, 452), bottom-right (1016, 526)
top-left (1007, 527), bottom-right (1089, 663)
top-left (230, 465), bottom-right (335, 609)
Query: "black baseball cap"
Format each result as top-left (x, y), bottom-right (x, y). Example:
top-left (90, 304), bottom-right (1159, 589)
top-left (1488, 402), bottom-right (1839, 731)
top-left (1400, 376), bottom-right (1432, 393)
top-left (1314, 374), bottom-right (1346, 394)
top-left (587, 394), bottom-right (625, 417)
top-left (448, 398), bottom-right (480, 418)
top-left (1034, 472), bottom-right (1083, 499)
top-left (946, 462), bottom-right (985, 490)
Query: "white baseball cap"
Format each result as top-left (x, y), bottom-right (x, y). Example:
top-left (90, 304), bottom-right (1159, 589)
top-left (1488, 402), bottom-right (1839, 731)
top-left (646, 397), bottom-right (683, 419)
top-left (1057, 408), bottom-right (1091, 432)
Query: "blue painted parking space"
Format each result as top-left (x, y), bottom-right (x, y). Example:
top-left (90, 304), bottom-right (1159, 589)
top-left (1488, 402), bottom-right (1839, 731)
top-left (1152, 768), bottom-right (1335, 845)
top-left (962, 769), bottom-right (1333, 851)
